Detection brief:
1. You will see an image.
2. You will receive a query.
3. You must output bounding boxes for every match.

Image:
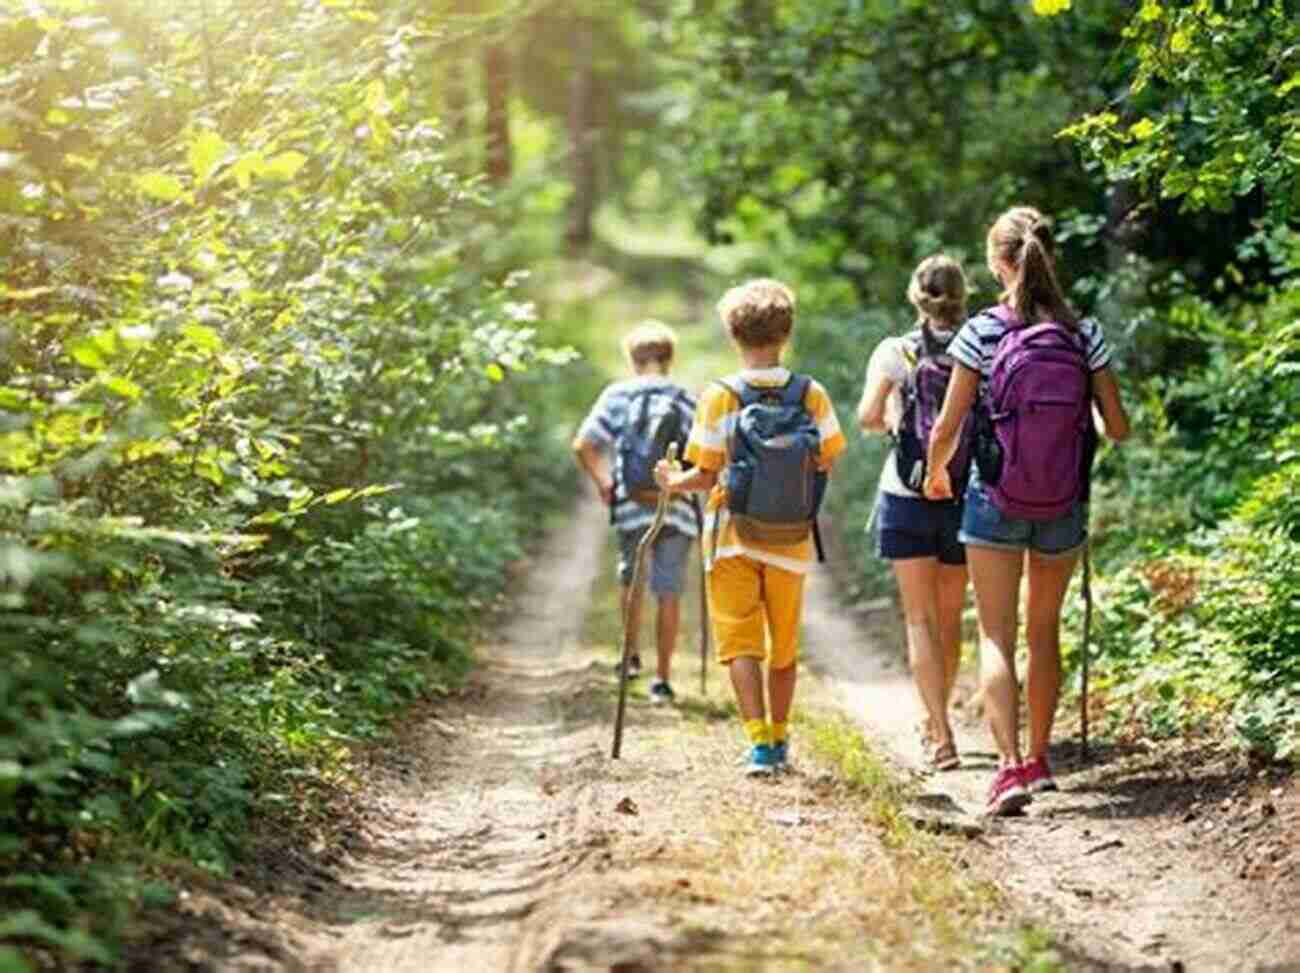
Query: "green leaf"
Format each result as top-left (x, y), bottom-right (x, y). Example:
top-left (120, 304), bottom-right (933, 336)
top-left (0, 944), bottom-right (33, 973)
top-left (180, 323), bottom-right (223, 352)
top-left (135, 171), bottom-right (185, 202)
top-left (102, 374), bottom-right (142, 400)
top-left (229, 152), bottom-right (263, 189)
top-left (67, 337), bottom-right (106, 370)
top-left (1130, 118), bottom-right (1158, 141)
top-left (262, 151), bottom-right (308, 181)
top-left (188, 130), bottom-right (227, 183)
top-left (320, 487), bottom-right (355, 505)
top-left (1030, 0), bottom-right (1071, 15)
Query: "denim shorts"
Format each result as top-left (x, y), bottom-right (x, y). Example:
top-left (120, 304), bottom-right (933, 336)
top-left (958, 480), bottom-right (1086, 557)
top-left (875, 492), bottom-right (966, 566)
top-left (617, 526), bottom-right (691, 596)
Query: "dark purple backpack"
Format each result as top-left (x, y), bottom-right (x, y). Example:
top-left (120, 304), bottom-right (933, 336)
top-left (893, 326), bottom-right (974, 497)
top-left (979, 306), bottom-right (1091, 521)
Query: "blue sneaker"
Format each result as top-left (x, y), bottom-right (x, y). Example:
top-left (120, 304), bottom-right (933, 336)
top-left (745, 743), bottom-right (777, 777)
top-left (772, 740), bottom-right (789, 772)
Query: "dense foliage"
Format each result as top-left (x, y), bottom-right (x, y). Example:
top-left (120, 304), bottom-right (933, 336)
top-left (1, 1), bottom-right (587, 967)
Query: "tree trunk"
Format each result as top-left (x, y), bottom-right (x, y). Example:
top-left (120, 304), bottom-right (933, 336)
top-left (566, 15), bottom-right (597, 250)
top-left (483, 42), bottom-right (511, 183)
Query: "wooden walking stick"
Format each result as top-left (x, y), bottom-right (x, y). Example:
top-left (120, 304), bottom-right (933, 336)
top-left (611, 443), bottom-right (678, 759)
top-left (698, 540), bottom-right (709, 696)
top-left (1081, 539), bottom-right (1093, 757)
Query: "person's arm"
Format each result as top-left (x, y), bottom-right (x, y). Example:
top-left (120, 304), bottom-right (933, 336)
top-left (857, 339), bottom-right (905, 434)
top-left (1090, 367), bottom-right (1130, 442)
top-left (857, 374), bottom-right (896, 434)
top-left (922, 364), bottom-right (979, 501)
top-left (572, 436), bottom-right (614, 505)
top-left (655, 461), bottom-right (717, 494)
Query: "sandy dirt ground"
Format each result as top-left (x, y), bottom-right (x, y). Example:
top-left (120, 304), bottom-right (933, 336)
top-left (801, 546), bottom-right (1300, 972)
top-left (124, 490), bottom-right (1299, 971)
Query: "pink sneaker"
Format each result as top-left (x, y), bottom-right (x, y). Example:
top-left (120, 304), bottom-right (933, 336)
top-left (1020, 755), bottom-right (1058, 794)
top-left (985, 765), bottom-right (1031, 817)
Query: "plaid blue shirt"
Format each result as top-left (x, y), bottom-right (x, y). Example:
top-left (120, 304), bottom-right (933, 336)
top-left (576, 377), bottom-right (700, 537)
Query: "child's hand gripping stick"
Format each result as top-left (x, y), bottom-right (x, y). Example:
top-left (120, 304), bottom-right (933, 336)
top-left (612, 443), bottom-right (678, 759)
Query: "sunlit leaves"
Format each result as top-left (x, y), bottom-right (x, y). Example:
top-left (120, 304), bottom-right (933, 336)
top-left (261, 151), bottom-right (308, 181)
top-left (1030, 0), bottom-right (1072, 15)
top-left (135, 171), bottom-right (184, 202)
top-left (187, 131), bottom-right (228, 183)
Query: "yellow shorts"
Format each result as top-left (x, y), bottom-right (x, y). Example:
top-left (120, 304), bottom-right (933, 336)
top-left (707, 555), bottom-right (805, 669)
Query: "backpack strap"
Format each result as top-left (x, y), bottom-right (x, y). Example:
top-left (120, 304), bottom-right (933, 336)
top-left (780, 373), bottom-right (813, 409)
top-left (628, 383), bottom-right (659, 437)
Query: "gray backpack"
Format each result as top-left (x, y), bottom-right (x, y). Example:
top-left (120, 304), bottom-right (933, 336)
top-left (717, 374), bottom-right (827, 560)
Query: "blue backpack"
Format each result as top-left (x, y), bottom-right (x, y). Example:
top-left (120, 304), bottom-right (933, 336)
top-left (717, 374), bottom-right (827, 560)
top-left (615, 385), bottom-right (692, 506)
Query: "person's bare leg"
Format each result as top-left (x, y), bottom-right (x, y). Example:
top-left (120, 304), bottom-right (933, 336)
top-left (655, 595), bottom-right (680, 681)
top-left (966, 545), bottom-right (1024, 766)
top-left (937, 563), bottom-right (969, 707)
top-left (1024, 549), bottom-right (1079, 760)
top-left (728, 657), bottom-right (765, 720)
top-left (768, 662), bottom-right (796, 726)
top-left (893, 558), bottom-right (953, 749)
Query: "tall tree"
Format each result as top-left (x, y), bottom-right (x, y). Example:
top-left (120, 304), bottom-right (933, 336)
top-left (483, 39), bottom-right (512, 183)
top-left (566, 11), bottom-right (597, 249)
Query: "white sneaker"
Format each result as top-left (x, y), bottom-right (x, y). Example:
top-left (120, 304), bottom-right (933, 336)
top-left (648, 679), bottom-right (675, 705)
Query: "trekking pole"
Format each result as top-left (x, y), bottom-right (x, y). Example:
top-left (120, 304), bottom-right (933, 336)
top-left (612, 443), bottom-right (678, 760)
top-left (1080, 539), bottom-right (1093, 758)
top-left (699, 542), bottom-right (709, 696)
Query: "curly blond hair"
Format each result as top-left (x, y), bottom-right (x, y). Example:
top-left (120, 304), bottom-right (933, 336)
top-left (716, 278), bottom-right (796, 348)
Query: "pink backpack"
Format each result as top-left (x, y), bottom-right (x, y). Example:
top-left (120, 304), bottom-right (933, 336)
top-left (980, 306), bottom-right (1091, 521)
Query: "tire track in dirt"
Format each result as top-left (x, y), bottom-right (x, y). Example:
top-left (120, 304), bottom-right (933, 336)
top-left (800, 560), bottom-right (1300, 971)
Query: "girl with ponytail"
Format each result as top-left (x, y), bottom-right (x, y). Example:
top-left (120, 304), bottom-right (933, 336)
top-left (858, 255), bottom-right (972, 771)
top-left (923, 207), bottom-right (1130, 816)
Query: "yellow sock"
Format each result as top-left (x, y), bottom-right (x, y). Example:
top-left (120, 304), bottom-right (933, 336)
top-left (743, 718), bottom-right (772, 746)
top-left (771, 721), bottom-right (788, 744)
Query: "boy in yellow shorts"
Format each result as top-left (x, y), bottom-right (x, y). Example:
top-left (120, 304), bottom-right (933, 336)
top-left (655, 279), bottom-right (846, 775)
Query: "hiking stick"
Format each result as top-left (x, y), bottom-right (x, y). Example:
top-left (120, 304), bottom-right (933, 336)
top-left (699, 540), bottom-right (709, 696)
top-left (612, 443), bottom-right (678, 760)
top-left (1081, 539), bottom-right (1093, 757)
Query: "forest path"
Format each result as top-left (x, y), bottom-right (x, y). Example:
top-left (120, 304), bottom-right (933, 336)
top-left (139, 488), bottom-right (1297, 971)
top-left (801, 555), bottom-right (1300, 971)
top-left (284, 490), bottom-right (1014, 971)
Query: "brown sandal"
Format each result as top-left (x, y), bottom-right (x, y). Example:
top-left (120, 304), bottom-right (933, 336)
top-left (930, 740), bottom-right (961, 771)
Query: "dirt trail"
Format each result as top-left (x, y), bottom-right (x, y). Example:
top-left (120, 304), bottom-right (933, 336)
top-left (288, 492), bottom-right (613, 971)
top-left (136, 488), bottom-right (1297, 971)
top-left (265, 491), bottom-right (1010, 971)
top-left (800, 560), bottom-right (1300, 971)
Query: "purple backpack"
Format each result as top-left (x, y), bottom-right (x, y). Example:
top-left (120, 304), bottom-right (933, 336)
top-left (980, 305), bottom-right (1091, 521)
top-left (894, 326), bottom-right (974, 496)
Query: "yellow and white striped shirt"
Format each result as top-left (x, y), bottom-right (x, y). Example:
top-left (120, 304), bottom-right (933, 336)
top-left (685, 367), bottom-right (846, 575)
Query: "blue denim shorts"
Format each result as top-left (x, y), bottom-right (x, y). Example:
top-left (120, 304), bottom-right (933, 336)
top-left (875, 492), bottom-right (966, 566)
top-left (959, 480), bottom-right (1086, 558)
top-left (617, 526), bottom-right (691, 596)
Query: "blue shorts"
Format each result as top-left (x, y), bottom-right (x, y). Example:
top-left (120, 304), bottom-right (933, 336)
top-left (875, 492), bottom-right (966, 566)
top-left (617, 527), bottom-right (691, 596)
top-left (959, 481), bottom-right (1086, 557)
